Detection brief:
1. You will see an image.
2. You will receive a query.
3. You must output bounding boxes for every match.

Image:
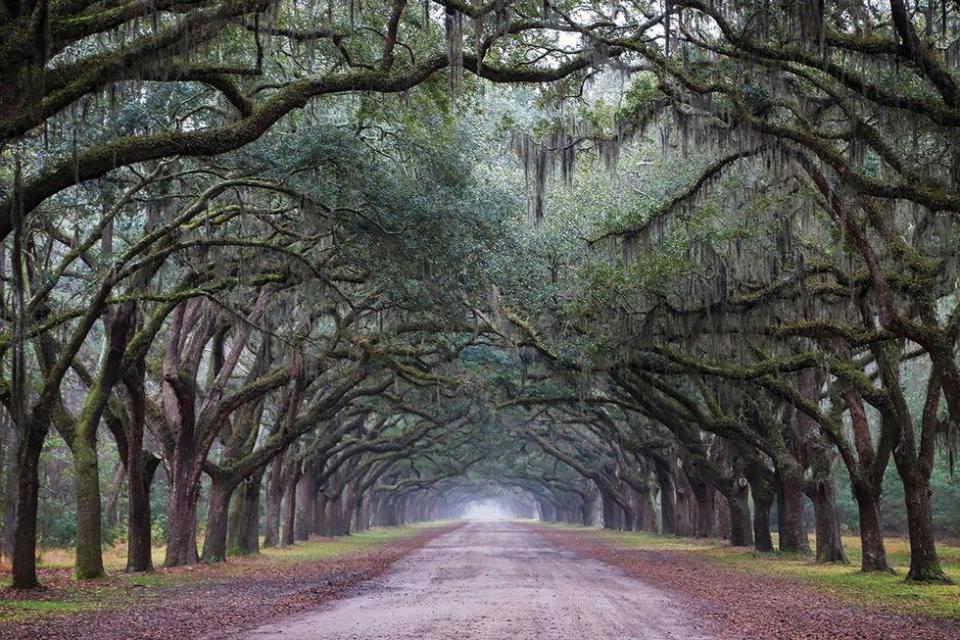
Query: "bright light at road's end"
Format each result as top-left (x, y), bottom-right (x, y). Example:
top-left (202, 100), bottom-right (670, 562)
top-left (462, 501), bottom-right (511, 520)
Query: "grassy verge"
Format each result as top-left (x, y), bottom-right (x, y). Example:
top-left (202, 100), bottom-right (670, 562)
top-left (545, 525), bottom-right (960, 619)
top-left (0, 523), bottom-right (449, 624)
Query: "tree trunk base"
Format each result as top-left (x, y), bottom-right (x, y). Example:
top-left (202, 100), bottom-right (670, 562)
top-left (905, 568), bottom-right (954, 584)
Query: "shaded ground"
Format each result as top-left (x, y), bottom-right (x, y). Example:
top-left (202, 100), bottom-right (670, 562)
top-left (243, 521), bottom-right (713, 640)
top-left (0, 525), bottom-right (454, 640)
top-left (10, 523), bottom-right (959, 640)
top-left (538, 525), bottom-right (960, 640)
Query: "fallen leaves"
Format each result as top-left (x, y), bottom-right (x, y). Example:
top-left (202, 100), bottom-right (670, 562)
top-left (0, 526), bottom-right (456, 640)
top-left (537, 526), bottom-right (960, 640)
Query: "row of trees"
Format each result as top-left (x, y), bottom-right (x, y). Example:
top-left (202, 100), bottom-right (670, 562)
top-left (0, 0), bottom-right (611, 588)
top-left (475, 0), bottom-right (960, 586)
top-left (3, 0), bottom-right (960, 594)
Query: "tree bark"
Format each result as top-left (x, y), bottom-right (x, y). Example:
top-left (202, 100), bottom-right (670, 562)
top-left (262, 454), bottom-right (284, 547)
top-left (281, 464), bottom-right (299, 546)
top-left (852, 482), bottom-right (891, 573)
top-left (354, 493), bottom-right (370, 532)
top-left (580, 489), bottom-right (598, 526)
top-left (808, 468), bottom-right (848, 563)
top-left (294, 473), bottom-right (313, 541)
top-left (675, 484), bottom-right (694, 536)
top-left (637, 488), bottom-right (657, 531)
top-left (726, 480), bottom-right (753, 547)
top-left (884, 358), bottom-right (950, 582)
top-left (126, 454), bottom-right (160, 573)
top-left (333, 485), bottom-right (355, 535)
top-left (228, 470), bottom-right (264, 556)
top-left (124, 365), bottom-right (157, 573)
top-left (315, 492), bottom-right (330, 536)
top-left (11, 420), bottom-right (45, 589)
top-left (601, 492), bottom-right (616, 529)
top-left (752, 491), bottom-right (774, 552)
top-left (1, 417), bottom-right (17, 563)
top-left (201, 478), bottom-right (235, 564)
top-left (902, 472), bottom-right (950, 582)
top-left (745, 463), bottom-right (774, 552)
top-left (654, 460), bottom-right (677, 535)
top-left (776, 465), bottom-right (811, 554)
top-left (164, 470), bottom-right (200, 567)
top-left (103, 462), bottom-right (124, 530)
top-left (691, 479), bottom-right (715, 537)
top-left (71, 434), bottom-right (106, 579)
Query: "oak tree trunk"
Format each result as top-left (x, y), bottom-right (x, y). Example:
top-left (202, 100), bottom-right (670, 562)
top-left (745, 466), bottom-right (774, 552)
top-left (201, 478), bottom-right (234, 563)
top-left (726, 482), bottom-right (753, 547)
top-left (11, 422), bottom-right (45, 589)
top-left (262, 455), bottom-right (284, 547)
top-left (2, 421), bottom-right (18, 563)
top-left (692, 480), bottom-right (715, 537)
top-left (126, 454), bottom-right (159, 572)
top-left (902, 472), bottom-right (950, 582)
top-left (294, 473), bottom-right (313, 541)
top-left (228, 471), bottom-right (263, 556)
top-left (810, 478), bottom-right (848, 563)
top-left (71, 435), bottom-right (106, 579)
top-left (124, 367), bottom-right (157, 573)
top-left (654, 462), bottom-right (677, 535)
top-left (164, 474), bottom-right (200, 567)
top-left (281, 466), bottom-right (299, 546)
top-left (852, 482), bottom-right (891, 573)
top-left (776, 466), bottom-right (810, 554)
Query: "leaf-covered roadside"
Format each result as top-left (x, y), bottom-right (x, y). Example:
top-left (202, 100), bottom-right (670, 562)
top-left (0, 524), bottom-right (457, 640)
top-left (536, 525), bottom-right (960, 640)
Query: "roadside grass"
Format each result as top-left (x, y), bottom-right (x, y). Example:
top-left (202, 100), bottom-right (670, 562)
top-left (26, 544), bottom-right (169, 574)
top-left (546, 524), bottom-right (960, 618)
top-left (0, 523), bottom-right (448, 624)
top-left (258, 526), bottom-right (431, 564)
top-left (0, 600), bottom-right (100, 624)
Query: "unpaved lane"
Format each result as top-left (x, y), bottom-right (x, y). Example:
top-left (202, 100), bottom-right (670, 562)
top-left (242, 521), bottom-right (714, 639)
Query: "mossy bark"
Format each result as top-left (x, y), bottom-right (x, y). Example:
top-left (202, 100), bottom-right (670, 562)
top-left (901, 472), bottom-right (952, 583)
top-left (71, 436), bottom-right (106, 579)
top-left (807, 448), bottom-right (848, 564)
top-left (227, 471), bottom-right (263, 556)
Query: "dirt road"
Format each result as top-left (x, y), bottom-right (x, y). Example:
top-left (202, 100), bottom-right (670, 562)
top-left (242, 521), bottom-right (713, 639)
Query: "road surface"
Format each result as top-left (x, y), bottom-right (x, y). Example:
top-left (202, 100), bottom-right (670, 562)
top-left (242, 521), bottom-right (713, 640)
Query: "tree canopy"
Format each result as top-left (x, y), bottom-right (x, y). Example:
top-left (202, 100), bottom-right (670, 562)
top-left (2, 0), bottom-right (960, 592)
